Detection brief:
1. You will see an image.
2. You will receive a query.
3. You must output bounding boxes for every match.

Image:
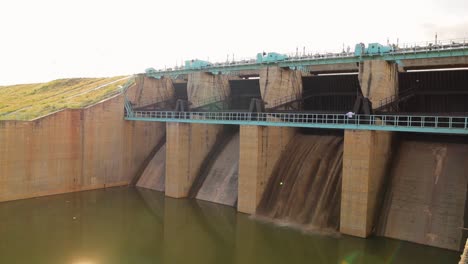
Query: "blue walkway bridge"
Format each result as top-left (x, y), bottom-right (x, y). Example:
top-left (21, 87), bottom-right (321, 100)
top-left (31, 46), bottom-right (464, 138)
top-left (124, 111), bottom-right (468, 135)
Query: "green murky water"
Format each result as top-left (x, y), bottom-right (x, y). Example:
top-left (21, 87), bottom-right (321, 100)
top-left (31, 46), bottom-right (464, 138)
top-left (0, 187), bottom-right (459, 264)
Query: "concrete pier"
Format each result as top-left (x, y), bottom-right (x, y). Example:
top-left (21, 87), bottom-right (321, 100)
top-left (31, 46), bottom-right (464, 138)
top-left (339, 60), bottom-right (398, 237)
top-left (359, 60), bottom-right (398, 107)
top-left (187, 72), bottom-right (231, 108)
top-left (340, 130), bottom-right (393, 237)
top-left (126, 75), bottom-right (175, 108)
top-left (259, 66), bottom-right (302, 108)
top-left (165, 123), bottom-right (224, 198)
top-left (237, 125), bottom-right (296, 214)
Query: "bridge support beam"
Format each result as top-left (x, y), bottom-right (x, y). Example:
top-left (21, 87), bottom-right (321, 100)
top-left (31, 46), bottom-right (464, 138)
top-left (359, 60), bottom-right (398, 109)
top-left (187, 72), bottom-right (232, 109)
top-left (165, 122), bottom-right (224, 198)
top-left (340, 130), bottom-right (394, 237)
top-left (259, 66), bottom-right (302, 109)
top-left (237, 125), bottom-right (296, 214)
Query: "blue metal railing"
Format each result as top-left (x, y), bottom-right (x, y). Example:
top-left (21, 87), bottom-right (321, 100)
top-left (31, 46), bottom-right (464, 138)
top-left (124, 98), bottom-right (134, 117)
top-left (146, 39), bottom-right (468, 79)
top-left (124, 111), bottom-right (468, 134)
top-left (120, 76), bottom-right (136, 94)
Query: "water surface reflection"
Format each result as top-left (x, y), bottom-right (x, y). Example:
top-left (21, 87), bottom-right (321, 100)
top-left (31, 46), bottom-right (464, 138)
top-left (0, 187), bottom-right (458, 264)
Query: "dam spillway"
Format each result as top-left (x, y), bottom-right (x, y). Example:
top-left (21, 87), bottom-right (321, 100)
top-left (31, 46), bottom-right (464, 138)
top-left (377, 135), bottom-right (468, 251)
top-left (1, 38), bottom-right (468, 262)
top-left (257, 133), bottom-right (343, 231)
top-left (193, 131), bottom-right (239, 206)
top-left (136, 143), bottom-right (166, 192)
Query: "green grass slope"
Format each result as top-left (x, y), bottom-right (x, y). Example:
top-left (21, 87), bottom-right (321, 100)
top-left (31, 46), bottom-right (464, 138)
top-left (0, 76), bottom-right (130, 120)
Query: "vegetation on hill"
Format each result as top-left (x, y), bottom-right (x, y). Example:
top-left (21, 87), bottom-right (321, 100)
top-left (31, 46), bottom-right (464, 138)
top-left (0, 76), bottom-right (130, 120)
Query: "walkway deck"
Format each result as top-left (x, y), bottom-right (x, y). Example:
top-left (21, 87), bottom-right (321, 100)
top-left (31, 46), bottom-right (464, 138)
top-left (125, 111), bottom-right (468, 135)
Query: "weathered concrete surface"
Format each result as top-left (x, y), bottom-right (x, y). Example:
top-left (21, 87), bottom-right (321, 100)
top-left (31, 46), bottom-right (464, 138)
top-left (237, 126), bottom-right (296, 214)
top-left (136, 144), bottom-right (166, 192)
top-left (359, 60), bottom-right (398, 108)
top-left (187, 72), bottom-right (231, 108)
top-left (402, 56), bottom-right (468, 70)
top-left (0, 93), bottom-right (164, 202)
top-left (340, 130), bottom-right (393, 237)
top-left (165, 123), bottom-right (224, 198)
top-left (196, 132), bottom-right (239, 206)
top-left (377, 140), bottom-right (468, 251)
top-left (259, 66), bottom-right (302, 108)
top-left (126, 74), bottom-right (175, 108)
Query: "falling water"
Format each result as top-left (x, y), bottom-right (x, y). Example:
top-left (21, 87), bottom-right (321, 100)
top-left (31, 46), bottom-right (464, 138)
top-left (257, 134), bottom-right (343, 232)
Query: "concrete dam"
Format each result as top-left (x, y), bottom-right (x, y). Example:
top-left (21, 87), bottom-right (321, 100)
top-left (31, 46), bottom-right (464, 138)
top-left (1, 40), bottom-right (468, 261)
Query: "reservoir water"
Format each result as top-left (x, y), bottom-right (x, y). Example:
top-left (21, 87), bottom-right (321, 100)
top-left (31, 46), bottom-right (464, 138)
top-left (0, 187), bottom-right (459, 264)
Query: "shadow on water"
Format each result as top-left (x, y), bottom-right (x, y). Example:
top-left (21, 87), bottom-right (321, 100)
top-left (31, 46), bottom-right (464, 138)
top-left (0, 187), bottom-right (459, 264)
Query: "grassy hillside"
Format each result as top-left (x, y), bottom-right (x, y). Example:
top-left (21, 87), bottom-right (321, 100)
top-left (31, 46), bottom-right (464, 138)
top-left (0, 76), bottom-right (130, 120)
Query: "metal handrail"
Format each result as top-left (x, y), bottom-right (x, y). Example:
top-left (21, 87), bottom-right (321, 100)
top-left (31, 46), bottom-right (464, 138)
top-left (120, 76), bottom-right (136, 94)
top-left (376, 88), bottom-right (416, 111)
top-left (190, 94), bottom-right (228, 108)
top-left (269, 91), bottom-right (356, 109)
top-left (398, 38), bottom-right (467, 50)
top-left (124, 97), bottom-right (134, 117)
top-left (125, 111), bottom-right (468, 133)
top-left (147, 38), bottom-right (468, 74)
top-left (270, 94), bottom-right (301, 109)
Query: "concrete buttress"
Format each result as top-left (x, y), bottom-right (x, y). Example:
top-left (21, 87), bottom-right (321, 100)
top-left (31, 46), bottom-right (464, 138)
top-left (165, 123), bottom-right (224, 198)
top-left (237, 125), bottom-right (296, 214)
top-left (358, 60), bottom-right (398, 108)
top-left (187, 72), bottom-right (231, 109)
top-left (340, 130), bottom-right (393, 237)
top-left (259, 66), bottom-right (302, 108)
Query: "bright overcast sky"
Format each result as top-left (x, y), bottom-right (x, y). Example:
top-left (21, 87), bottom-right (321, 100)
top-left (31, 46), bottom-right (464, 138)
top-left (0, 0), bottom-right (467, 85)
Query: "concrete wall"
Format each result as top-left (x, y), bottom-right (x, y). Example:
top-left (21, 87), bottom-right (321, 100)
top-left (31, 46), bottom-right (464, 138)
top-left (377, 140), bottom-right (468, 251)
top-left (259, 66), bottom-right (302, 108)
top-left (237, 125), bottom-right (296, 214)
top-left (165, 123), bottom-right (224, 198)
top-left (0, 93), bottom-right (165, 202)
top-left (187, 72), bottom-right (231, 108)
top-left (126, 75), bottom-right (175, 107)
top-left (359, 60), bottom-right (398, 108)
top-left (340, 130), bottom-right (393, 237)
